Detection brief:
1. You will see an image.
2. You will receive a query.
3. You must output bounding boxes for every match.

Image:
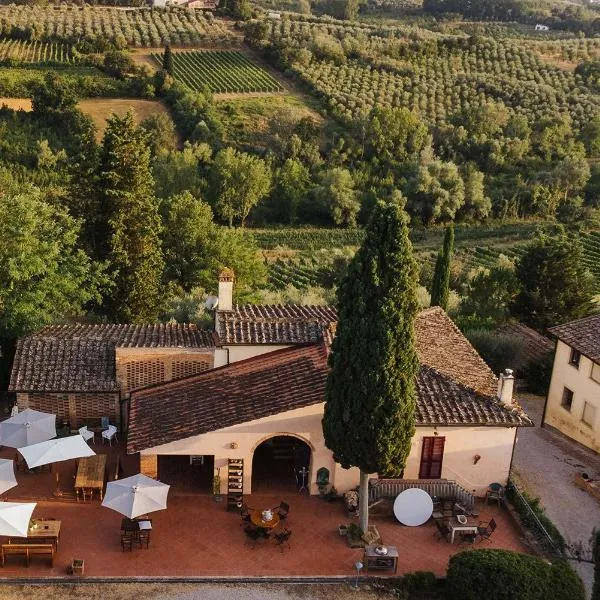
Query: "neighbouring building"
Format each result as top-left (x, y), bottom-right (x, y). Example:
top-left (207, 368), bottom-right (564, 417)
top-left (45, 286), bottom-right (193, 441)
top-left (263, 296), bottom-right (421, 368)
top-left (127, 270), bottom-right (532, 497)
top-left (9, 324), bottom-right (219, 429)
top-left (543, 314), bottom-right (600, 452)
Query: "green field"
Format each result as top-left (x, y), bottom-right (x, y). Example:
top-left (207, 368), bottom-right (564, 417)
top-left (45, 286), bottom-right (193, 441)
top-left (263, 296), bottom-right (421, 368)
top-left (153, 50), bottom-right (283, 94)
top-left (0, 39), bottom-right (76, 64)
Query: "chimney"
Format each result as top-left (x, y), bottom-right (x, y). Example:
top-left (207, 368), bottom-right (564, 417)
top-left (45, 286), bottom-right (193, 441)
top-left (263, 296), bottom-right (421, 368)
top-left (496, 369), bottom-right (515, 407)
top-left (218, 268), bottom-right (235, 311)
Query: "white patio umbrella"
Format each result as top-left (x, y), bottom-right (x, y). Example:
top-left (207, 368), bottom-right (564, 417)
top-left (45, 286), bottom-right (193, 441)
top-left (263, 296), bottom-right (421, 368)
top-left (0, 408), bottom-right (56, 448)
top-left (0, 459), bottom-right (17, 495)
top-left (102, 474), bottom-right (170, 519)
top-left (0, 502), bottom-right (36, 537)
top-left (18, 435), bottom-right (95, 469)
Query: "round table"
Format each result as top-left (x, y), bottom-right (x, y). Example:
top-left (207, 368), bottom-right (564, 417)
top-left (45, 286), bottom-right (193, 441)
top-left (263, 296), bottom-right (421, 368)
top-left (250, 509), bottom-right (280, 529)
top-left (393, 488), bottom-right (434, 526)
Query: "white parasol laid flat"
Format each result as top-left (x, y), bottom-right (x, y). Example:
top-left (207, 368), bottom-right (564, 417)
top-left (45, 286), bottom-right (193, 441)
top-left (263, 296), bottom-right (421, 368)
top-left (18, 435), bottom-right (95, 469)
top-left (0, 502), bottom-right (36, 537)
top-left (0, 408), bottom-right (56, 448)
top-left (102, 473), bottom-right (170, 519)
top-left (393, 488), bottom-right (434, 526)
top-left (0, 459), bottom-right (17, 495)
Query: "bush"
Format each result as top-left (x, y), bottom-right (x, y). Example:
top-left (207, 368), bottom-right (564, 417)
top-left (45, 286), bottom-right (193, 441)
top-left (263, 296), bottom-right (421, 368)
top-left (526, 349), bottom-right (554, 395)
top-left (465, 329), bottom-right (524, 375)
top-left (446, 550), bottom-right (584, 600)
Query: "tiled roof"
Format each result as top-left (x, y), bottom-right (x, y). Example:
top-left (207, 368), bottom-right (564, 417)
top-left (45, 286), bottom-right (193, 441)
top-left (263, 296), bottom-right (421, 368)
top-left (127, 344), bottom-right (531, 454)
top-left (548, 313), bottom-right (600, 363)
top-left (9, 323), bottom-right (215, 392)
top-left (497, 322), bottom-right (554, 375)
top-left (216, 304), bottom-right (338, 345)
top-left (127, 344), bottom-right (329, 453)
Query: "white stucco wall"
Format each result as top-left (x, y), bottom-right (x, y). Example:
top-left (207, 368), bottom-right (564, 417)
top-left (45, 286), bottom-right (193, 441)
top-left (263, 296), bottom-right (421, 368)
top-left (544, 340), bottom-right (600, 452)
top-left (141, 402), bottom-right (517, 497)
top-left (224, 345), bottom-right (292, 364)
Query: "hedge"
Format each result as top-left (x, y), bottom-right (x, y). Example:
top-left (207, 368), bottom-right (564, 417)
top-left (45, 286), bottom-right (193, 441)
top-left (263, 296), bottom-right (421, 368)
top-left (446, 549), bottom-right (584, 600)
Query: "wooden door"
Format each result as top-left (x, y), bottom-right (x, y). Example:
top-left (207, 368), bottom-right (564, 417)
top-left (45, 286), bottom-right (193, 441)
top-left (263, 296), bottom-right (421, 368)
top-left (419, 436), bottom-right (445, 479)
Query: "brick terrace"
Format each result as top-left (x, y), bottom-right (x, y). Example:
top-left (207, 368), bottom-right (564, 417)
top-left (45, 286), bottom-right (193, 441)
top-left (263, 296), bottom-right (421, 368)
top-left (0, 445), bottom-right (530, 578)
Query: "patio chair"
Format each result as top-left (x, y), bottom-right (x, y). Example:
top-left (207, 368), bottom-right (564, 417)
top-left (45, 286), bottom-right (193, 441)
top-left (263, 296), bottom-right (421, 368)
top-left (121, 532), bottom-right (134, 552)
top-left (78, 426), bottom-right (94, 444)
top-left (277, 501), bottom-right (289, 521)
top-left (478, 518), bottom-right (497, 540)
top-left (459, 531), bottom-right (477, 545)
top-left (274, 528), bottom-right (292, 550)
top-left (240, 503), bottom-right (251, 523)
top-left (102, 425), bottom-right (118, 446)
top-left (486, 483), bottom-right (504, 507)
top-left (433, 519), bottom-right (450, 542)
top-left (138, 530), bottom-right (151, 549)
top-left (244, 525), bottom-right (262, 547)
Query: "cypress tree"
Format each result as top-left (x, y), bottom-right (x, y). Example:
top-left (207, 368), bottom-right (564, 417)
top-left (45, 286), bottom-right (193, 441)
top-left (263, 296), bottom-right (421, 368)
top-left (99, 111), bottom-right (164, 323)
top-left (430, 224), bottom-right (454, 310)
top-left (323, 195), bottom-right (419, 532)
top-left (162, 43), bottom-right (174, 77)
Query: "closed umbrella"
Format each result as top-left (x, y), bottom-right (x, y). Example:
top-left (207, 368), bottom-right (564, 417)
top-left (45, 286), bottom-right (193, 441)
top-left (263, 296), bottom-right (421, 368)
top-left (0, 502), bottom-right (36, 537)
top-left (0, 408), bottom-right (56, 448)
top-left (102, 474), bottom-right (170, 519)
top-left (18, 435), bottom-right (95, 469)
top-left (0, 460), bottom-right (17, 495)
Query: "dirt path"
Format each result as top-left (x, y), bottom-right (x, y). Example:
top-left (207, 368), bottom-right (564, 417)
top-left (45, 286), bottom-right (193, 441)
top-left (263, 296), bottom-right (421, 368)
top-left (512, 393), bottom-right (600, 597)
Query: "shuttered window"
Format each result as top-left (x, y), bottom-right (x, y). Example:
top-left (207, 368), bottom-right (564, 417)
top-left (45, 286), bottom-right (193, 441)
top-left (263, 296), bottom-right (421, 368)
top-left (419, 436), bottom-right (445, 479)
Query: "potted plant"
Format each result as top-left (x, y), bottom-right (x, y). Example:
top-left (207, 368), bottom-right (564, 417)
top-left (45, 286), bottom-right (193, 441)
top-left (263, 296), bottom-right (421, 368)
top-left (71, 559), bottom-right (84, 575)
top-left (212, 471), bottom-right (222, 502)
top-left (338, 524), bottom-right (348, 536)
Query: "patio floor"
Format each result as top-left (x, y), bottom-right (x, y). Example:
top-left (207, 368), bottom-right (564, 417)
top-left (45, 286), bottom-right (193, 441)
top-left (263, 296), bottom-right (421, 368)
top-left (0, 445), bottom-right (531, 579)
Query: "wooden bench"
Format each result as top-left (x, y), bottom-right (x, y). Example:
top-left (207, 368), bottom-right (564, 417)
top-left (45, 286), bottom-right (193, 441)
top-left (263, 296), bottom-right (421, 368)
top-left (1, 544), bottom-right (54, 567)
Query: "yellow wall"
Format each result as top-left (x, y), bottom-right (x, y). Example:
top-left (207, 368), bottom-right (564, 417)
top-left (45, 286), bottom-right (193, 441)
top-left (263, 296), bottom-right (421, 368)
top-left (224, 345), bottom-right (292, 363)
top-left (544, 340), bottom-right (600, 451)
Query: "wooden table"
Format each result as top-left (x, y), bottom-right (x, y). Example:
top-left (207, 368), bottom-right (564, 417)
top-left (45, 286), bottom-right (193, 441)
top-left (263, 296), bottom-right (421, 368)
top-left (9, 520), bottom-right (61, 549)
top-left (363, 545), bottom-right (398, 573)
top-left (250, 509), bottom-right (280, 529)
top-left (75, 454), bottom-right (107, 502)
top-left (448, 516), bottom-right (479, 544)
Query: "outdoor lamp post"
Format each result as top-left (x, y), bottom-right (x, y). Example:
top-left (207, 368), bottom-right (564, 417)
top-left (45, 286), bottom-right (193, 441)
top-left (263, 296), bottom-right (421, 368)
top-left (354, 560), bottom-right (363, 589)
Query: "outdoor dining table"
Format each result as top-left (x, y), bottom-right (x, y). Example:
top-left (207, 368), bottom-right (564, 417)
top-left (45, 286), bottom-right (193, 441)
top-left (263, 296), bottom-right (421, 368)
top-left (250, 509), bottom-right (280, 530)
top-left (8, 519), bottom-right (61, 548)
top-left (75, 454), bottom-right (107, 502)
top-left (448, 515), bottom-right (479, 544)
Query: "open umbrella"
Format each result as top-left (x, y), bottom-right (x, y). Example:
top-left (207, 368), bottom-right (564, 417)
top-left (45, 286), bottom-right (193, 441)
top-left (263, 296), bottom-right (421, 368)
top-left (0, 408), bottom-right (56, 448)
top-left (0, 502), bottom-right (36, 537)
top-left (0, 460), bottom-right (17, 495)
top-left (102, 474), bottom-right (170, 519)
top-left (18, 435), bottom-right (95, 469)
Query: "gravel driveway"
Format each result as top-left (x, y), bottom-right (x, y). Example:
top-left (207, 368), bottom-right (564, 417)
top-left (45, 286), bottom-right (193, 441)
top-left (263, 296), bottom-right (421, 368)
top-left (512, 394), bottom-right (600, 596)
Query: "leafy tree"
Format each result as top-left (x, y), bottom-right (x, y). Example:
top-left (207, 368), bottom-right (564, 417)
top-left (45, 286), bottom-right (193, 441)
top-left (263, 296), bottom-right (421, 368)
top-left (430, 224), bottom-right (454, 310)
top-left (344, 0), bottom-right (359, 19)
top-left (512, 231), bottom-right (595, 331)
top-left (0, 185), bottom-right (102, 340)
top-left (209, 147), bottom-right (272, 227)
top-left (103, 50), bottom-right (134, 79)
top-left (580, 115), bottom-right (600, 158)
top-left (317, 167), bottom-right (360, 227)
top-left (406, 160), bottom-right (465, 224)
top-left (269, 158), bottom-right (311, 224)
top-left (31, 72), bottom-right (77, 115)
top-left (139, 112), bottom-right (177, 157)
top-left (575, 60), bottom-right (600, 89)
top-left (532, 114), bottom-right (585, 162)
top-left (460, 164), bottom-right (491, 221)
top-left (99, 111), bottom-right (164, 323)
top-left (162, 43), bottom-right (174, 77)
top-left (323, 195), bottom-right (419, 532)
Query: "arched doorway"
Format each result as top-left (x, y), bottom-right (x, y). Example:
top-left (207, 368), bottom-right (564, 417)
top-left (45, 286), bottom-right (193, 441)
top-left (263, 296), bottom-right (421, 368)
top-left (252, 435), bottom-right (311, 494)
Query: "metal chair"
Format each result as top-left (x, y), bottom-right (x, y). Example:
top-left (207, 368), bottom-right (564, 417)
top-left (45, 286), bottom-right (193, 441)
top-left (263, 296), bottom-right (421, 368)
top-left (244, 525), bottom-right (262, 547)
top-left (274, 528), bottom-right (292, 550)
top-left (434, 519), bottom-right (450, 542)
top-left (486, 483), bottom-right (504, 507)
top-left (78, 426), bottom-right (94, 444)
top-left (121, 532), bottom-right (134, 552)
top-left (478, 518), bottom-right (497, 540)
top-left (102, 425), bottom-right (118, 446)
top-left (277, 501), bottom-right (289, 521)
top-left (138, 530), bottom-right (151, 549)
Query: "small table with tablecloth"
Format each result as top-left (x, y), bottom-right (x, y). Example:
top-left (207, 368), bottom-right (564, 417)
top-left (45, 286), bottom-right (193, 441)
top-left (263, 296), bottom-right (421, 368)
top-left (75, 454), bottom-right (107, 502)
top-left (448, 516), bottom-right (479, 544)
top-left (8, 520), bottom-right (61, 549)
top-left (250, 509), bottom-right (280, 530)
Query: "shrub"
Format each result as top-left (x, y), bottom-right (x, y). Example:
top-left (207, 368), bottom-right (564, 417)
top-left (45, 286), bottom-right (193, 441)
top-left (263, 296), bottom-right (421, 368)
top-left (446, 550), bottom-right (584, 600)
top-left (465, 329), bottom-right (524, 375)
top-left (526, 349), bottom-right (554, 395)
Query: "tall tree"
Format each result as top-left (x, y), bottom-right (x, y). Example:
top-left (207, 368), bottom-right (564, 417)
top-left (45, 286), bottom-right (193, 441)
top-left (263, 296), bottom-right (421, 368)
top-left (512, 230), bottom-right (595, 331)
top-left (316, 167), bottom-right (360, 227)
top-left (99, 111), bottom-right (164, 323)
top-left (162, 43), bottom-right (174, 77)
top-left (430, 224), bottom-right (454, 310)
top-left (323, 195), bottom-right (420, 532)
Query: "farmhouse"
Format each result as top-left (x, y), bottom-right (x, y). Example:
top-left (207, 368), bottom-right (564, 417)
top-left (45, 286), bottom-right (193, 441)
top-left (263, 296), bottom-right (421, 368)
top-left (542, 313), bottom-right (600, 452)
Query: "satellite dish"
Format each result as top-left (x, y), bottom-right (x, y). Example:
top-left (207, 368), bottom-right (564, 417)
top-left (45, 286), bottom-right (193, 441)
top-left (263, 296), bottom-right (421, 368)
top-left (205, 295), bottom-right (219, 310)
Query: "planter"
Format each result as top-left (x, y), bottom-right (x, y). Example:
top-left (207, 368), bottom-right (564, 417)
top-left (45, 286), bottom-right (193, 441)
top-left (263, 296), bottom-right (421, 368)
top-left (71, 559), bottom-right (84, 576)
top-left (338, 524), bottom-right (348, 536)
top-left (214, 494), bottom-right (223, 502)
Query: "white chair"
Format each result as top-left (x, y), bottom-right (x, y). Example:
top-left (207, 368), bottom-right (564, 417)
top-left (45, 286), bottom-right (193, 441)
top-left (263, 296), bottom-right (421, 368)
top-left (102, 425), bottom-right (118, 446)
top-left (79, 426), bottom-right (94, 444)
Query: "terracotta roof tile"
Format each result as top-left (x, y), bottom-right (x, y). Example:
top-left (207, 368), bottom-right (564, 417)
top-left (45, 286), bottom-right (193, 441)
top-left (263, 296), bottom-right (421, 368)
top-left (9, 323), bottom-right (215, 392)
top-left (548, 313), bottom-right (600, 363)
top-left (496, 322), bottom-right (554, 374)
